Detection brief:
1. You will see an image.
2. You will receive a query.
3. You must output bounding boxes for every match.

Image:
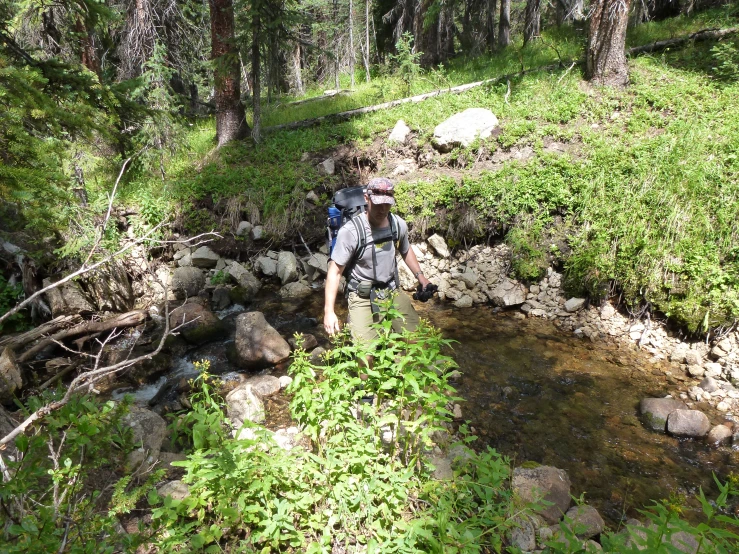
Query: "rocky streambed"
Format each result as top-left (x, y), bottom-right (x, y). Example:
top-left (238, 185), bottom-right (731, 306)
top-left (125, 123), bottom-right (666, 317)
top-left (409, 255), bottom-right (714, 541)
top-left (3, 228), bottom-right (739, 549)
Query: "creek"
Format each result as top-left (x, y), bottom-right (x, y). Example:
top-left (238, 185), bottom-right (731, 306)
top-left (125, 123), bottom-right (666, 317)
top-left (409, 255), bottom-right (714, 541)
top-left (113, 290), bottom-right (738, 526)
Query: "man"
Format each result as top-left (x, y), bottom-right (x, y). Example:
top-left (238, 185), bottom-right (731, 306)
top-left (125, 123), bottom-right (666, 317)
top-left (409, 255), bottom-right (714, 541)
top-left (323, 177), bottom-right (435, 341)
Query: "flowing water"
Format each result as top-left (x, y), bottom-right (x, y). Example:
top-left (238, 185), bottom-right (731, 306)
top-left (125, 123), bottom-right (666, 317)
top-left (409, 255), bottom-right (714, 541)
top-left (122, 292), bottom-right (739, 525)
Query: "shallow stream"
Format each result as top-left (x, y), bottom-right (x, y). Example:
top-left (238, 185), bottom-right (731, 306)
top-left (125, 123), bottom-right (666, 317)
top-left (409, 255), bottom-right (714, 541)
top-left (119, 292), bottom-right (739, 526)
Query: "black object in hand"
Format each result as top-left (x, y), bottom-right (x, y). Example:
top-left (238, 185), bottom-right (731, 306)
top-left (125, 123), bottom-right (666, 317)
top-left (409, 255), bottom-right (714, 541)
top-left (413, 283), bottom-right (438, 302)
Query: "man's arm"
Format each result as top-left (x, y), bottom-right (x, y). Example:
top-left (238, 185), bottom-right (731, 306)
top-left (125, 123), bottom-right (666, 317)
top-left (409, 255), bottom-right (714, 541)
top-left (324, 260), bottom-right (344, 335)
top-left (401, 247), bottom-right (431, 289)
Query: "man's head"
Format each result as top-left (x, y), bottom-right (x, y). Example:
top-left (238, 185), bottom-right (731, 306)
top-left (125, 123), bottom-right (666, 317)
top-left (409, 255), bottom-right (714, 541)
top-left (365, 177), bottom-right (395, 226)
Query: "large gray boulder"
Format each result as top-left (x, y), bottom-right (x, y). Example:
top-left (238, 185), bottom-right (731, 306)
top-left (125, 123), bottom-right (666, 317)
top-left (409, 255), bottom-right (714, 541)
top-left (427, 234), bottom-right (450, 258)
top-left (43, 278), bottom-right (95, 317)
top-left (277, 251), bottom-right (299, 284)
top-left (667, 409), bottom-right (711, 438)
top-left (122, 406), bottom-right (167, 469)
top-left (512, 465), bottom-right (572, 524)
top-left (255, 256), bottom-right (277, 277)
top-left (279, 282), bottom-right (312, 299)
top-left (234, 312), bottom-right (291, 369)
top-left (169, 302), bottom-right (225, 345)
top-left (489, 279), bottom-right (527, 307)
top-left (707, 424), bottom-right (733, 446)
top-left (306, 253), bottom-right (329, 276)
top-left (226, 383), bottom-right (266, 428)
top-left (172, 267), bottom-right (205, 299)
top-left (432, 108), bottom-right (499, 152)
top-left (639, 398), bottom-right (687, 431)
top-left (191, 246), bottom-right (220, 269)
top-left (227, 262), bottom-right (262, 298)
top-left (0, 348), bottom-right (22, 403)
top-left (564, 505), bottom-right (605, 539)
top-left (243, 375), bottom-right (281, 398)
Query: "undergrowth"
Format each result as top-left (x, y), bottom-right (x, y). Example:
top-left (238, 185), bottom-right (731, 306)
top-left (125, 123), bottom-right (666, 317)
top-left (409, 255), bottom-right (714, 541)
top-left (2, 306), bottom-right (739, 551)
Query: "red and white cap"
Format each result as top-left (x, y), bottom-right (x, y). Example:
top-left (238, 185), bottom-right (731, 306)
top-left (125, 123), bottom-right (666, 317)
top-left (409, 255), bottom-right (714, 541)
top-left (366, 177), bottom-right (395, 206)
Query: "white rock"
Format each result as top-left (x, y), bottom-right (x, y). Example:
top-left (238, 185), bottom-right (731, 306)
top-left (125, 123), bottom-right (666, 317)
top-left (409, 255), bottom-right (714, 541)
top-left (564, 298), bottom-right (586, 313)
top-left (432, 108), bottom-right (499, 152)
top-left (427, 234), bottom-right (450, 258)
top-left (388, 119), bottom-right (412, 143)
top-left (279, 375), bottom-right (293, 389)
top-left (317, 158), bottom-right (335, 175)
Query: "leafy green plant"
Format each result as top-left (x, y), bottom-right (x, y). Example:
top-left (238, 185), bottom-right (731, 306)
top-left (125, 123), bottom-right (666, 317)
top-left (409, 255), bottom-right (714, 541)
top-left (209, 270), bottom-right (229, 286)
top-left (0, 394), bottom-right (148, 553)
top-left (150, 304), bottom-right (523, 551)
top-left (390, 32), bottom-right (423, 96)
top-left (0, 275), bottom-right (26, 332)
top-left (711, 39), bottom-right (739, 80)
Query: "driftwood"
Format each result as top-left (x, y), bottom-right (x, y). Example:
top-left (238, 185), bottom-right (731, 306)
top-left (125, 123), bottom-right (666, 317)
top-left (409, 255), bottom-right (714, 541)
top-left (18, 310), bottom-right (148, 363)
top-left (627, 27), bottom-right (738, 57)
top-left (0, 315), bottom-right (83, 350)
top-left (264, 63), bottom-right (565, 133)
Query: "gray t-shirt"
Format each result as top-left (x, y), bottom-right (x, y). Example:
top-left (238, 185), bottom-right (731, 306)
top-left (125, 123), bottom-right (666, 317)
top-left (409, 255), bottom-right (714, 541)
top-left (331, 213), bottom-right (410, 284)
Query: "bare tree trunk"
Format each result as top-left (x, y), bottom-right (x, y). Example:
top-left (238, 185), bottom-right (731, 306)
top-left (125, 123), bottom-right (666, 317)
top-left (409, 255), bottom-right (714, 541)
top-left (210, 0), bottom-right (249, 146)
top-left (333, 0), bottom-right (340, 90)
top-left (292, 43), bottom-right (304, 94)
top-left (524, 0), bottom-right (541, 44)
top-left (487, 0), bottom-right (497, 51)
top-left (364, 0), bottom-right (371, 82)
top-left (349, 0), bottom-right (355, 88)
top-left (587, 0), bottom-right (632, 86)
top-left (252, 5), bottom-right (261, 142)
top-left (498, 0), bottom-right (510, 47)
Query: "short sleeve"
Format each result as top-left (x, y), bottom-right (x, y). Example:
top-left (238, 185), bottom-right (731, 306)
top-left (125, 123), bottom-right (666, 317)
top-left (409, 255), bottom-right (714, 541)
top-left (396, 217), bottom-right (410, 256)
top-left (330, 222), bottom-right (358, 267)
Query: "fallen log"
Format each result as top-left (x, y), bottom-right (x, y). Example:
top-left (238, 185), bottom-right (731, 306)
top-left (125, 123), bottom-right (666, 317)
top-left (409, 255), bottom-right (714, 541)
top-left (627, 27), bottom-right (738, 57)
top-left (18, 310), bottom-right (148, 363)
top-left (264, 63), bottom-right (565, 134)
top-left (0, 315), bottom-right (83, 350)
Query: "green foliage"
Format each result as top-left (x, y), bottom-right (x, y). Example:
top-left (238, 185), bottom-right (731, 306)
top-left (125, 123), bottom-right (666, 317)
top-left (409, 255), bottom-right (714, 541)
top-left (0, 394), bottom-right (149, 553)
top-left (390, 32), bottom-right (423, 96)
top-left (0, 275), bottom-right (27, 332)
top-left (711, 39), bottom-right (739, 80)
top-left (209, 270), bottom-right (229, 285)
top-left (150, 305), bottom-right (522, 551)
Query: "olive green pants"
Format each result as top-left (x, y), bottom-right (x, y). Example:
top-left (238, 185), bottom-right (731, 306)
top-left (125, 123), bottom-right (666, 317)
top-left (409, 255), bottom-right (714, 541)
top-left (347, 290), bottom-right (420, 343)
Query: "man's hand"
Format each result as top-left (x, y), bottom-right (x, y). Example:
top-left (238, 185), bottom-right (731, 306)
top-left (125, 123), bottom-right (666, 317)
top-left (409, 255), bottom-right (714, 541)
top-left (324, 311), bottom-right (341, 335)
top-left (413, 282), bottom-right (438, 302)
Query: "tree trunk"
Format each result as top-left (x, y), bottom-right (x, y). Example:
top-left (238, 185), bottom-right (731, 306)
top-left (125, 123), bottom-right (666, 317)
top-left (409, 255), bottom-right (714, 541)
top-left (586, 0), bottom-right (632, 87)
top-left (349, 0), bottom-right (355, 88)
top-left (364, 0), bottom-right (371, 82)
top-left (75, 17), bottom-right (100, 75)
top-left (210, 0), bottom-right (249, 146)
top-left (291, 43), bottom-right (304, 94)
top-left (333, 0), bottom-right (340, 90)
top-left (487, 0), bottom-right (497, 51)
top-left (498, 0), bottom-right (510, 47)
top-left (252, 5), bottom-right (261, 142)
top-left (524, 0), bottom-right (541, 44)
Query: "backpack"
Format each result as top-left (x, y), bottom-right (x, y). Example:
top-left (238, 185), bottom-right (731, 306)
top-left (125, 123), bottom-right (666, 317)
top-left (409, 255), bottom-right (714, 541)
top-left (327, 186), bottom-right (400, 278)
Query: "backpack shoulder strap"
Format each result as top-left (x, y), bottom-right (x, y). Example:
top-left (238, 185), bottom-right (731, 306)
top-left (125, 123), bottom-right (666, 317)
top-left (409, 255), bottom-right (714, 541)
top-left (389, 213), bottom-right (400, 247)
top-left (353, 213), bottom-right (368, 260)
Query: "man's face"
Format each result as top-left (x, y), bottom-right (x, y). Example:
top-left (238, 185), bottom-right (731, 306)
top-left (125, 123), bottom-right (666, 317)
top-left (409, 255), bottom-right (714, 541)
top-left (366, 195), bottom-right (391, 226)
